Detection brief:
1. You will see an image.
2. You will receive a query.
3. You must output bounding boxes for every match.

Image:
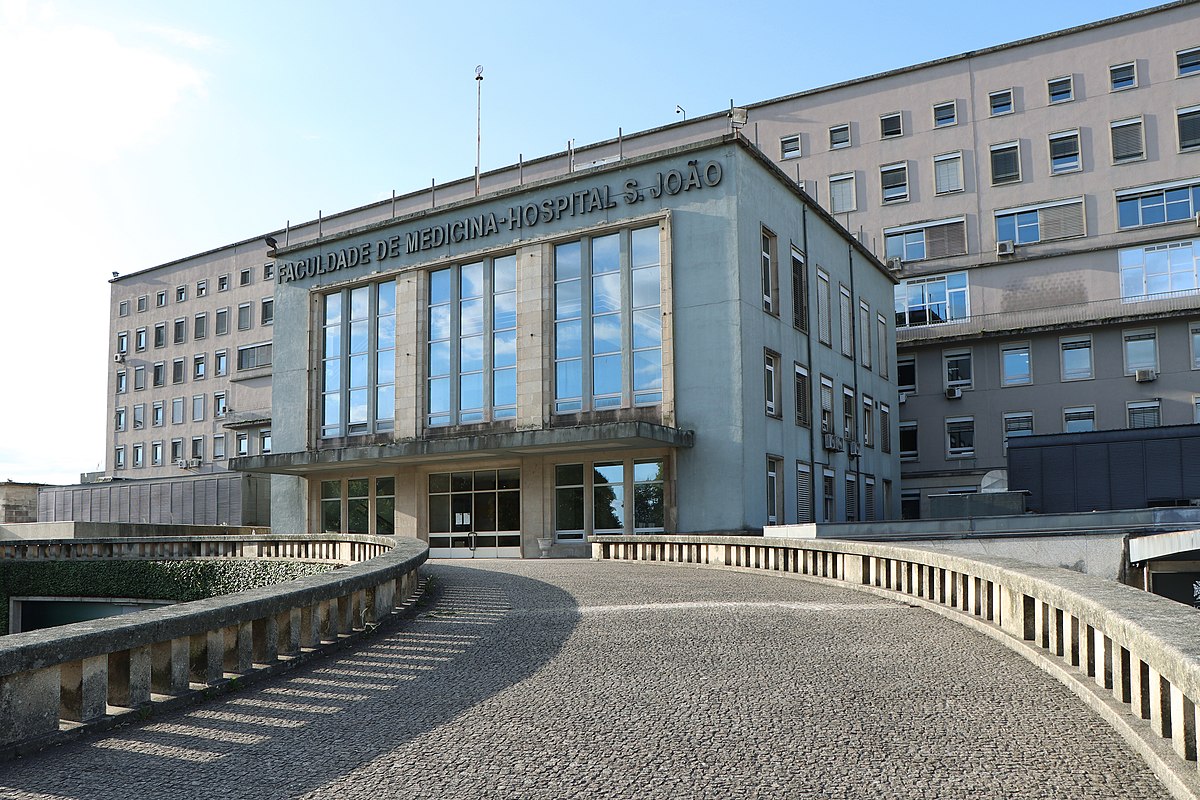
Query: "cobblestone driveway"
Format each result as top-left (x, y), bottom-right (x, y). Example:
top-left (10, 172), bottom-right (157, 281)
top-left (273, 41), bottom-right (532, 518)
top-left (0, 560), bottom-right (1174, 799)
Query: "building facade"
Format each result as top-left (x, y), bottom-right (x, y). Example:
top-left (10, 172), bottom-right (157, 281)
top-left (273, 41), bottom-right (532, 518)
top-left (235, 138), bottom-right (899, 554)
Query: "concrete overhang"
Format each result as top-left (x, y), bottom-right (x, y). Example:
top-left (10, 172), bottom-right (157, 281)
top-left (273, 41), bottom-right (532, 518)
top-left (1129, 528), bottom-right (1200, 563)
top-left (232, 421), bottom-right (694, 476)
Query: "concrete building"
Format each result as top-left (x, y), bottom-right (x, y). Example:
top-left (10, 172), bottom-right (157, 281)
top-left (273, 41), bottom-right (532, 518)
top-left (235, 137), bottom-right (900, 555)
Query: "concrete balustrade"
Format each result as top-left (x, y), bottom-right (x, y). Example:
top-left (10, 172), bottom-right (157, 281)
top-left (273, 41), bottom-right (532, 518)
top-left (0, 534), bottom-right (426, 758)
top-left (593, 534), bottom-right (1200, 798)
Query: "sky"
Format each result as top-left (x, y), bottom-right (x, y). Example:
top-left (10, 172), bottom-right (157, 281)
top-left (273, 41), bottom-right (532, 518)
top-left (0, 0), bottom-right (1166, 484)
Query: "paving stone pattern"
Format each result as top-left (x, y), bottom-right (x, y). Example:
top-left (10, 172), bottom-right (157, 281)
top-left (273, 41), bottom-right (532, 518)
top-left (0, 560), bottom-right (1174, 799)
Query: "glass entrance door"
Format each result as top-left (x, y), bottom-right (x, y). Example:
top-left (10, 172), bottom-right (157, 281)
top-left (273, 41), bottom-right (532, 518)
top-left (428, 468), bottom-right (521, 558)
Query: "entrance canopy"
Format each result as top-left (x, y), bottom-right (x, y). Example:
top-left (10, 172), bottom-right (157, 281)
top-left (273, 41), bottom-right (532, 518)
top-left (233, 421), bottom-right (693, 476)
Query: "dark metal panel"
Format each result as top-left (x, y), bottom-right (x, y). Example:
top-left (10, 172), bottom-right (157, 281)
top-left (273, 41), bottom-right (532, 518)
top-left (1145, 439), bottom-right (1183, 504)
top-left (1182, 438), bottom-right (1200, 500)
top-left (1110, 442), bottom-right (1146, 511)
top-left (1008, 448), bottom-right (1043, 511)
top-left (1074, 444), bottom-right (1111, 511)
top-left (1041, 446), bottom-right (1076, 514)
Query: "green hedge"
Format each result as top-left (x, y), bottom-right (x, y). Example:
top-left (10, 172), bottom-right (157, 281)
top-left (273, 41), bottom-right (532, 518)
top-left (0, 560), bottom-right (335, 635)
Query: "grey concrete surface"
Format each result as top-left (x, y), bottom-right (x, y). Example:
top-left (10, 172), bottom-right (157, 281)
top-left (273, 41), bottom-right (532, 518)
top-left (0, 561), bottom-right (1174, 799)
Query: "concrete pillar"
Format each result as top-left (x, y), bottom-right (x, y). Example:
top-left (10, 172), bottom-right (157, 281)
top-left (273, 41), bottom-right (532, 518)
top-left (253, 615), bottom-right (279, 664)
top-left (1068, 616), bottom-right (1081, 667)
top-left (1169, 683), bottom-right (1196, 760)
top-left (0, 666), bottom-right (60, 746)
top-left (108, 645), bottom-right (151, 708)
top-left (1131, 659), bottom-right (1151, 720)
top-left (336, 595), bottom-right (354, 635)
top-left (1113, 646), bottom-right (1132, 705)
top-left (60, 655), bottom-right (108, 722)
top-left (276, 609), bottom-right (300, 656)
top-left (1149, 668), bottom-right (1170, 738)
top-left (1049, 609), bottom-right (1064, 658)
top-left (188, 630), bottom-right (222, 685)
top-left (1094, 633), bottom-right (1111, 689)
top-left (301, 603), bottom-right (320, 648)
top-left (842, 553), bottom-right (864, 585)
top-left (151, 637), bottom-right (190, 694)
top-left (317, 600), bottom-right (334, 642)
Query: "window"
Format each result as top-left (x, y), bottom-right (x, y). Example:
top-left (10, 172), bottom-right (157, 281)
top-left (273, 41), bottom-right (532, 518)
top-left (191, 436), bottom-right (204, 461)
top-left (1110, 62), bottom-right (1136, 91)
top-left (215, 350), bottom-right (228, 377)
top-left (863, 476), bottom-right (876, 522)
top-left (154, 322), bottom-right (166, 348)
top-left (842, 388), bottom-right (856, 441)
top-left (1003, 412), bottom-right (1033, 451)
top-left (215, 308), bottom-right (229, 336)
top-left (196, 280), bottom-right (208, 297)
top-left (766, 457), bottom-right (782, 525)
top-left (780, 135), bottom-right (801, 160)
top-left (237, 303), bottom-right (253, 331)
top-left (796, 462), bottom-right (813, 523)
top-left (822, 470), bottom-right (834, 523)
top-left (764, 350), bottom-right (780, 417)
top-left (132, 403), bottom-right (144, 430)
top-left (989, 89), bottom-right (1013, 116)
top-left (897, 356), bottom-right (916, 393)
top-left (845, 474), bottom-right (858, 522)
top-left (1049, 130), bottom-right (1080, 174)
top-left (118, 300), bottom-right (129, 317)
top-left (859, 300), bottom-right (871, 369)
top-left (943, 348), bottom-right (972, 389)
top-left (864, 398), bottom-right (876, 447)
top-left (829, 173), bottom-right (855, 214)
top-left (1179, 105), bottom-right (1200, 151)
top-left (1119, 240), bottom-right (1200, 297)
top-left (213, 435), bottom-right (226, 460)
top-left (237, 342), bottom-right (273, 371)
top-left (173, 318), bottom-right (186, 345)
top-left (217, 274), bottom-right (229, 292)
top-left (214, 391), bottom-right (227, 418)
top-left (171, 397), bottom-right (184, 425)
top-left (551, 227), bottom-right (661, 415)
top-left (839, 286), bottom-right (853, 358)
top-left (1192, 322), bottom-right (1200, 369)
top-left (133, 365), bottom-right (145, 391)
top-left (899, 421), bottom-right (918, 461)
top-left (128, 443), bottom-right (143, 469)
top-left (1060, 336), bottom-right (1093, 381)
top-left (114, 446), bottom-right (125, 470)
top-left (794, 364), bottom-right (810, 427)
top-left (829, 124), bottom-right (850, 149)
top-left (170, 439), bottom-right (183, 464)
top-left (240, 268), bottom-right (252, 286)
top-left (884, 218), bottom-right (966, 263)
top-left (263, 263), bottom-right (275, 280)
top-left (933, 152), bottom-right (963, 194)
top-left (877, 315), bottom-right (889, 379)
top-left (136, 295), bottom-right (147, 313)
top-left (193, 354), bottom-right (206, 380)
top-left (879, 404), bottom-right (891, 453)
top-left (324, 280), bottom-right (395, 436)
top-left (593, 462), bottom-right (623, 534)
top-left (990, 142), bottom-right (1021, 184)
top-left (261, 298), bottom-right (274, 325)
top-left (819, 377), bottom-right (834, 434)
top-left (114, 407), bottom-right (126, 432)
top-left (192, 394), bottom-right (205, 422)
top-left (1111, 118), bottom-right (1145, 163)
top-left (946, 417), bottom-right (975, 458)
top-left (1000, 343), bottom-right (1031, 386)
top-left (1064, 406), bottom-right (1095, 433)
top-left (816, 270), bottom-right (832, 345)
top-left (995, 198), bottom-right (1085, 245)
top-left (880, 112), bottom-right (902, 138)
top-left (134, 328), bottom-right (146, 352)
top-left (152, 400), bottom-right (163, 427)
top-left (1123, 329), bottom-right (1158, 373)
top-left (194, 313), bottom-right (207, 340)
top-left (1128, 400), bottom-right (1161, 429)
top-left (175, 286), bottom-right (186, 303)
top-left (880, 163), bottom-right (908, 203)
top-left (172, 358), bottom-right (184, 384)
top-left (1180, 47), bottom-right (1200, 78)
top-left (116, 331), bottom-right (128, 354)
top-left (901, 489), bottom-right (920, 520)
top-left (761, 228), bottom-right (778, 314)
top-left (791, 249), bottom-right (808, 332)
top-left (894, 272), bottom-right (969, 327)
top-left (155, 291), bottom-right (166, 308)
top-left (151, 441), bottom-right (163, 466)
top-left (933, 101), bottom-right (956, 128)
top-left (260, 430), bottom-right (272, 454)
top-left (236, 432), bottom-right (249, 457)
top-left (1048, 76), bottom-right (1074, 104)
top-left (116, 370), bottom-right (127, 393)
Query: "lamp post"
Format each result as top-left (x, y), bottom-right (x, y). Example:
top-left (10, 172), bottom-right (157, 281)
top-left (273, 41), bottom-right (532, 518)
top-left (475, 65), bottom-right (483, 197)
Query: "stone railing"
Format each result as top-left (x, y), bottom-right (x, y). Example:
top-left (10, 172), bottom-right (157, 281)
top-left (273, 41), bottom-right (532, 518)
top-left (593, 535), bottom-right (1200, 799)
top-left (0, 534), bottom-right (427, 757)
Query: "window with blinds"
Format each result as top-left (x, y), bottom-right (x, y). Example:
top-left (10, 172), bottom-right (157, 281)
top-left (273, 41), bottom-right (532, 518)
top-left (880, 405), bottom-right (891, 453)
top-left (796, 463), bottom-right (813, 523)
top-left (881, 163), bottom-right (908, 203)
top-left (794, 365), bottom-right (810, 427)
top-left (1179, 105), bottom-right (1200, 151)
top-left (995, 198), bottom-right (1085, 245)
top-left (1049, 131), bottom-right (1080, 174)
top-left (817, 271), bottom-right (832, 345)
top-left (990, 142), bottom-right (1020, 184)
top-left (820, 377), bottom-right (834, 434)
top-left (1128, 401), bottom-right (1160, 429)
top-left (829, 173), bottom-right (855, 214)
top-left (845, 475), bottom-right (858, 522)
top-left (792, 250), bottom-right (808, 332)
top-left (1111, 118), bottom-right (1145, 163)
top-left (864, 477), bottom-right (876, 522)
top-left (934, 152), bottom-right (963, 194)
top-left (884, 218), bottom-right (966, 262)
top-left (839, 287), bottom-right (853, 358)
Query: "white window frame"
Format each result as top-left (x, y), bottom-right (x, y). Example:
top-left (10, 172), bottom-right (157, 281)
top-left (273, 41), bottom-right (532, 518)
top-left (899, 421), bottom-right (918, 461)
top-left (943, 348), bottom-right (973, 390)
top-left (1048, 75), bottom-right (1074, 104)
top-left (766, 456), bottom-right (782, 525)
top-left (1178, 104), bottom-right (1200, 152)
top-left (761, 227), bottom-right (778, 315)
top-left (897, 355), bottom-right (916, 394)
top-left (933, 151), bottom-right (963, 195)
top-left (880, 112), bottom-right (903, 139)
top-left (1110, 61), bottom-right (1137, 92)
top-left (1179, 47), bottom-right (1200, 78)
top-left (829, 124), bottom-right (850, 150)
top-left (1060, 335), bottom-right (1094, 381)
top-left (945, 416), bottom-right (975, 458)
top-left (764, 350), bottom-right (780, 417)
top-left (1002, 411), bottom-right (1034, 452)
top-left (828, 173), bottom-right (856, 214)
top-left (1122, 328), bottom-right (1158, 374)
top-left (880, 162), bottom-right (909, 204)
top-left (1191, 321), bottom-right (1200, 370)
top-left (988, 89), bottom-right (1014, 117)
top-left (990, 141), bottom-right (1021, 185)
top-left (1000, 342), bottom-right (1032, 386)
top-left (932, 100), bottom-right (957, 128)
top-left (1048, 129), bottom-right (1081, 175)
top-left (1127, 400), bottom-right (1161, 429)
top-left (780, 134), bottom-right (801, 160)
top-left (1064, 405), bottom-right (1096, 433)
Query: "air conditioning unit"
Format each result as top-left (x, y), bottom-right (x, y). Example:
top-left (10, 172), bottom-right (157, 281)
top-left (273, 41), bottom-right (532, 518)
top-left (188, 458), bottom-right (201, 468)
top-left (885, 256), bottom-right (902, 272)
top-left (847, 441), bottom-right (862, 458)
top-left (175, 459), bottom-right (187, 468)
top-left (822, 433), bottom-right (844, 452)
top-left (113, 353), bottom-right (126, 363)
top-left (945, 386), bottom-right (963, 400)
top-left (898, 391), bottom-right (908, 404)
top-left (1134, 368), bottom-right (1157, 382)
top-left (996, 240), bottom-right (1016, 256)
top-left (1195, 212), bottom-right (1200, 230)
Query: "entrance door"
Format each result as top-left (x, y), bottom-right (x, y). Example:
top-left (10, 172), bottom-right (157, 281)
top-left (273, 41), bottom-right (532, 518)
top-left (428, 468), bottom-right (522, 558)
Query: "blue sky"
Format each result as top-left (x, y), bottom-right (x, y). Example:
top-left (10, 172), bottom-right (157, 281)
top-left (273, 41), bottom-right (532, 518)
top-left (0, 0), bottom-right (1164, 483)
